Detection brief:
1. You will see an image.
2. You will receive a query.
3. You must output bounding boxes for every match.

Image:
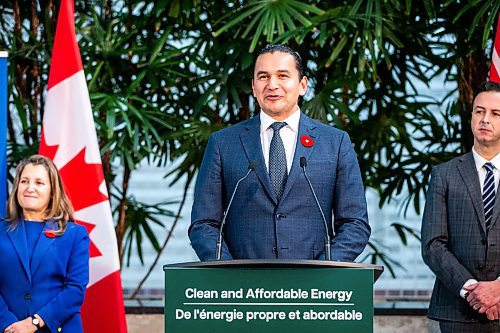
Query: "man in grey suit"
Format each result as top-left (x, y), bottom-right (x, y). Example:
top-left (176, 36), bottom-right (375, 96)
top-left (422, 81), bottom-right (500, 332)
top-left (189, 44), bottom-right (370, 261)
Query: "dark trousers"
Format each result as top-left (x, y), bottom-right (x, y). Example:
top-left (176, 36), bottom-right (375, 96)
top-left (439, 320), bottom-right (500, 333)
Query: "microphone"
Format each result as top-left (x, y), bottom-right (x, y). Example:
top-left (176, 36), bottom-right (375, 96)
top-left (216, 161), bottom-right (257, 260)
top-left (300, 157), bottom-right (332, 261)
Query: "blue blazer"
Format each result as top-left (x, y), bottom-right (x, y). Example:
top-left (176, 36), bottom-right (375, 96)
top-left (0, 219), bottom-right (89, 333)
top-left (189, 113), bottom-right (370, 261)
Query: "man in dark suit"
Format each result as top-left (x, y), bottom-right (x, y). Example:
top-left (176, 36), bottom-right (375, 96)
top-left (422, 81), bottom-right (500, 332)
top-left (189, 44), bottom-right (370, 261)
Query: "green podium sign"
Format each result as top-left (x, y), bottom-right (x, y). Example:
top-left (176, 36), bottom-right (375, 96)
top-left (164, 260), bottom-right (383, 333)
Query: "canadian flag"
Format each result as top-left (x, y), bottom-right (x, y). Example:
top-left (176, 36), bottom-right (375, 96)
top-left (39, 0), bottom-right (127, 332)
top-left (490, 15), bottom-right (500, 83)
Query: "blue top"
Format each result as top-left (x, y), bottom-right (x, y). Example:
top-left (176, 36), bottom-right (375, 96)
top-left (24, 221), bottom-right (45, 264)
top-left (0, 219), bottom-right (89, 333)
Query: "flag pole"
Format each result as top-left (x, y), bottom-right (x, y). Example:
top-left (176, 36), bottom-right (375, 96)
top-left (0, 51), bottom-right (8, 218)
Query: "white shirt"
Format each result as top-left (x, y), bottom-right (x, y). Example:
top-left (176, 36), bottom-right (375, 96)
top-left (472, 147), bottom-right (500, 193)
top-left (460, 148), bottom-right (500, 298)
top-left (260, 108), bottom-right (301, 174)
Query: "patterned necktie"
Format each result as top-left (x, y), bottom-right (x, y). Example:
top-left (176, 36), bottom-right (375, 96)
top-left (269, 122), bottom-right (288, 201)
top-left (483, 162), bottom-right (496, 232)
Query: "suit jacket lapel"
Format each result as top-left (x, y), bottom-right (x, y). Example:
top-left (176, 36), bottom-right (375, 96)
top-left (488, 172), bottom-right (500, 232)
top-left (489, 196), bottom-right (500, 233)
top-left (6, 220), bottom-right (31, 283)
top-left (30, 220), bottom-right (57, 277)
top-left (457, 152), bottom-right (486, 232)
top-left (240, 116), bottom-right (277, 204)
top-left (281, 114), bottom-right (318, 202)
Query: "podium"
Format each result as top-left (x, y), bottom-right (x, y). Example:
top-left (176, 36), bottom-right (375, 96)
top-left (164, 260), bottom-right (383, 333)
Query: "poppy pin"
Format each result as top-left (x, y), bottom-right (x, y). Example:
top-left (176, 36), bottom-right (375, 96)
top-left (301, 135), bottom-right (314, 147)
top-left (44, 230), bottom-right (57, 238)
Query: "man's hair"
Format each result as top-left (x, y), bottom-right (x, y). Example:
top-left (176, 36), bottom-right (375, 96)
top-left (256, 44), bottom-right (305, 79)
top-left (474, 81), bottom-right (500, 99)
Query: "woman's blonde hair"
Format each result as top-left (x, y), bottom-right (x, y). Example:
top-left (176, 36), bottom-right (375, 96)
top-left (7, 154), bottom-right (74, 235)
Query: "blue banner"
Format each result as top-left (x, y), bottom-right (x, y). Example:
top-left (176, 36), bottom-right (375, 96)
top-left (0, 51), bottom-right (7, 218)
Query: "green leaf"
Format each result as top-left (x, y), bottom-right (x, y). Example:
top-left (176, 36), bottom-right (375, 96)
top-left (325, 35), bottom-right (348, 68)
top-left (213, 4), bottom-right (265, 38)
top-left (168, 0), bottom-right (180, 17)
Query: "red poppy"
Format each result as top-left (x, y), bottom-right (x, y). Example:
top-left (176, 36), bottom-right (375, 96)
top-left (301, 135), bottom-right (314, 147)
top-left (44, 230), bottom-right (57, 238)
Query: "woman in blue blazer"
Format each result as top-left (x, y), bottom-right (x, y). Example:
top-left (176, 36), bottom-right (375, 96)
top-left (0, 155), bottom-right (89, 333)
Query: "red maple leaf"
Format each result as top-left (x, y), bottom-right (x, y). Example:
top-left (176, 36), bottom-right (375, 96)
top-left (75, 219), bottom-right (102, 258)
top-left (59, 148), bottom-right (108, 211)
top-left (39, 140), bottom-right (108, 259)
top-left (39, 131), bottom-right (59, 161)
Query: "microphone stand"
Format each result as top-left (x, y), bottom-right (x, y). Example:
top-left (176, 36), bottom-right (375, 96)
top-left (216, 162), bottom-right (256, 260)
top-left (300, 157), bottom-right (331, 261)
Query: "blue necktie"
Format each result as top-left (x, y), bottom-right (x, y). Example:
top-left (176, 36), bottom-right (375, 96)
top-left (269, 122), bottom-right (287, 201)
top-left (483, 162), bottom-right (496, 232)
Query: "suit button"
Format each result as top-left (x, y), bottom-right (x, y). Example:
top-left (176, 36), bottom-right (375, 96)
top-left (272, 247), bottom-right (278, 254)
top-left (477, 264), bottom-right (485, 270)
top-left (276, 213), bottom-right (285, 220)
top-left (24, 293), bottom-right (31, 300)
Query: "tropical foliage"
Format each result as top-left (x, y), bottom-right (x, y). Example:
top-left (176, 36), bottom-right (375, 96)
top-left (0, 0), bottom-right (498, 288)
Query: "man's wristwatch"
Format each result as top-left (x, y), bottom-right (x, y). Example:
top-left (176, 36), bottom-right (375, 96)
top-left (32, 316), bottom-right (41, 329)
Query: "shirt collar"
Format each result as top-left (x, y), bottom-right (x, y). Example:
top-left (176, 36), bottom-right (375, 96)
top-left (472, 146), bottom-right (500, 172)
top-left (259, 107), bottom-right (301, 134)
